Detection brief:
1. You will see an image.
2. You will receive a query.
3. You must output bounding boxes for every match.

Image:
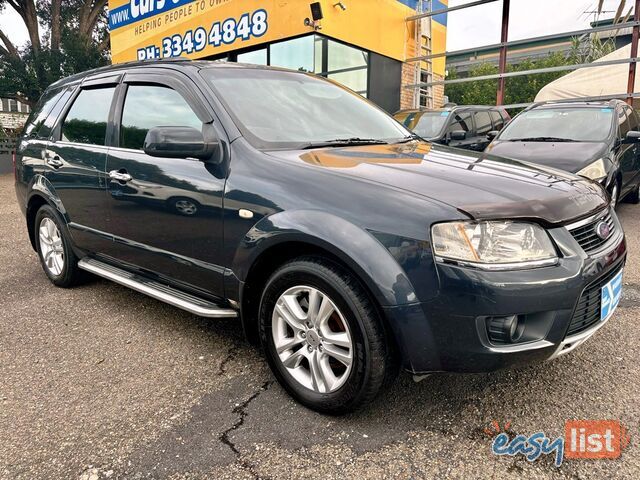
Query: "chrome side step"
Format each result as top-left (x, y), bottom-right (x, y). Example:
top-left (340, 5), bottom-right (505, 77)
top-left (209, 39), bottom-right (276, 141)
top-left (78, 258), bottom-right (238, 318)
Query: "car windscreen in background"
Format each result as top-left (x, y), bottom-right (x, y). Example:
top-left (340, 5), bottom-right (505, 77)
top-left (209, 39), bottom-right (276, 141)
top-left (499, 107), bottom-right (614, 142)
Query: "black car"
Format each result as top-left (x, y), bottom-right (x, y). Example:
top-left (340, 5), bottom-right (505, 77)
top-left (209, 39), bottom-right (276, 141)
top-left (394, 105), bottom-right (510, 151)
top-left (14, 61), bottom-right (626, 413)
top-left (487, 100), bottom-right (640, 207)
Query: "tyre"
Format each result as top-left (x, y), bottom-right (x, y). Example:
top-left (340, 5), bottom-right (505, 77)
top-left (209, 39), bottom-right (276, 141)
top-left (624, 182), bottom-right (640, 204)
top-left (35, 204), bottom-right (84, 287)
top-left (259, 256), bottom-right (397, 414)
top-left (168, 197), bottom-right (199, 216)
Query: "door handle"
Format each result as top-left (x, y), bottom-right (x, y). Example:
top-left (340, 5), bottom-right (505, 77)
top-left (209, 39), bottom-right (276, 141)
top-left (109, 170), bottom-right (132, 183)
top-left (46, 157), bottom-right (63, 168)
top-left (43, 150), bottom-right (63, 168)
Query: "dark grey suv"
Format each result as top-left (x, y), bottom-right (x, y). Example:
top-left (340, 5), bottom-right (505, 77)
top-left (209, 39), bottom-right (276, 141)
top-left (14, 60), bottom-right (626, 413)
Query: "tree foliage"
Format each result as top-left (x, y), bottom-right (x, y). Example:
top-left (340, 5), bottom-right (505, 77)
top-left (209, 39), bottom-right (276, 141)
top-left (0, 0), bottom-right (110, 105)
top-left (445, 39), bottom-right (617, 108)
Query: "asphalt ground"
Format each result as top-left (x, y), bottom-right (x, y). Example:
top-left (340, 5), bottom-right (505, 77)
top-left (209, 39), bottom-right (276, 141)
top-left (1, 172), bottom-right (639, 479)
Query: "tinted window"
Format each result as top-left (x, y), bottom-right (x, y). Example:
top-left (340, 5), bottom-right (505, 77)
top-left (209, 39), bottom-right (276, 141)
top-left (23, 88), bottom-right (64, 138)
top-left (120, 85), bottom-right (202, 151)
top-left (61, 87), bottom-right (115, 145)
top-left (474, 111), bottom-right (492, 135)
top-left (625, 106), bottom-right (638, 132)
top-left (490, 110), bottom-right (504, 130)
top-left (40, 88), bottom-right (74, 140)
top-left (445, 112), bottom-right (473, 135)
top-left (618, 107), bottom-right (630, 140)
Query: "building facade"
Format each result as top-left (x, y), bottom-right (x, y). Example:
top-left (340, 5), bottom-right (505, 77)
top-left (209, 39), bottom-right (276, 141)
top-left (108, 0), bottom-right (447, 112)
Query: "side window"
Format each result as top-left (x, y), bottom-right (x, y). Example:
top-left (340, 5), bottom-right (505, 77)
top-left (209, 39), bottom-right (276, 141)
top-left (446, 112), bottom-right (472, 135)
top-left (618, 107), bottom-right (631, 140)
top-left (474, 111), bottom-right (492, 135)
top-left (23, 88), bottom-right (64, 138)
top-left (120, 85), bottom-right (202, 150)
top-left (61, 87), bottom-right (115, 145)
top-left (490, 110), bottom-right (504, 130)
top-left (39, 89), bottom-right (73, 139)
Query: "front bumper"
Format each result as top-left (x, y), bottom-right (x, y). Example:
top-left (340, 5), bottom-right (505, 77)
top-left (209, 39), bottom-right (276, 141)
top-left (386, 209), bottom-right (626, 374)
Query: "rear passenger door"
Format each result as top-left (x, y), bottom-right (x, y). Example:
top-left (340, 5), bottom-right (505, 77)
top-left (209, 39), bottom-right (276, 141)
top-left (472, 110), bottom-right (493, 151)
top-left (45, 78), bottom-right (118, 253)
top-left (101, 73), bottom-right (227, 298)
top-left (15, 86), bottom-right (71, 185)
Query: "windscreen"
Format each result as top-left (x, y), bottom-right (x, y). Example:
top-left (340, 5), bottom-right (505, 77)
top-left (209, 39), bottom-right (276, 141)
top-left (201, 67), bottom-right (410, 149)
top-left (499, 107), bottom-right (613, 142)
top-left (403, 111), bottom-right (450, 138)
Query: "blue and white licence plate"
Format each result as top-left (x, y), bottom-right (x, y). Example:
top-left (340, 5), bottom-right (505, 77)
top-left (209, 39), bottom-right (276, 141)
top-left (601, 269), bottom-right (623, 321)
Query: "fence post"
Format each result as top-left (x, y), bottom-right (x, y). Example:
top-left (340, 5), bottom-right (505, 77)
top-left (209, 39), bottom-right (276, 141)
top-left (628, 0), bottom-right (640, 105)
top-left (496, 0), bottom-right (510, 106)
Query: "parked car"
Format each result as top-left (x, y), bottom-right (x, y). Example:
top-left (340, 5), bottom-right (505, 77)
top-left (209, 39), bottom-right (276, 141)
top-left (394, 105), bottom-right (510, 151)
top-left (15, 61), bottom-right (625, 413)
top-left (487, 100), bottom-right (640, 207)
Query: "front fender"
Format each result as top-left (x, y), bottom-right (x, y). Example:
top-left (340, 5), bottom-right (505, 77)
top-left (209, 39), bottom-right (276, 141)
top-left (232, 209), bottom-right (419, 307)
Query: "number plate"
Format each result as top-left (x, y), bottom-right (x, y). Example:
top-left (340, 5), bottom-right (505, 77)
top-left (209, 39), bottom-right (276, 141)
top-left (601, 269), bottom-right (623, 321)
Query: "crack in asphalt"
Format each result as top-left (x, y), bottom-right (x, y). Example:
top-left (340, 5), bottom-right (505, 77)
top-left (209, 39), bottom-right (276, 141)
top-left (219, 380), bottom-right (274, 479)
top-left (218, 341), bottom-right (241, 376)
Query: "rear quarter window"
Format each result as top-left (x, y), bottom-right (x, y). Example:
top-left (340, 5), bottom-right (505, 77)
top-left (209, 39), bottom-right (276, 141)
top-left (22, 88), bottom-right (64, 138)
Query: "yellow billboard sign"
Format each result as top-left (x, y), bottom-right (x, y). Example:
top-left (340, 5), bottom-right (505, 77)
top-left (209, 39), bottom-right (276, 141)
top-left (108, 0), bottom-right (417, 65)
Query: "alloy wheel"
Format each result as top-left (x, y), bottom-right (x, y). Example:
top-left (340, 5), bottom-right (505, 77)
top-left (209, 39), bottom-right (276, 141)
top-left (39, 217), bottom-right (64, 276)
top-left (271, 285), bottom-right (353, 393)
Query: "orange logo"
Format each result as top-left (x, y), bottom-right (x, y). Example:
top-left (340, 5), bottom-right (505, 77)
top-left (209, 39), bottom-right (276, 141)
top-left (565, 420), bottom-right (631, 459)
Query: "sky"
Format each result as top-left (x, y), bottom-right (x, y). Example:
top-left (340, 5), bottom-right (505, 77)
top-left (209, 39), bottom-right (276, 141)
top-left (0, 0), bottom-right (633, 52)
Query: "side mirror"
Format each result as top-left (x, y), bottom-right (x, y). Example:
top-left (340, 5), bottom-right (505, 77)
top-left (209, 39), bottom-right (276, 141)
top-left (487, 130), bottom-right (499, 141)
top-left (143, 126), bottom-right (219, 161)
top-left (450, 130), bottom-right (467, 141)
top-left (623, 130), bottom-right (640, 144)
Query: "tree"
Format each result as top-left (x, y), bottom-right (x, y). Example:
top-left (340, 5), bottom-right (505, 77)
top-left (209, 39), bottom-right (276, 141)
top-left (0, 0), bottom-right (110, 105)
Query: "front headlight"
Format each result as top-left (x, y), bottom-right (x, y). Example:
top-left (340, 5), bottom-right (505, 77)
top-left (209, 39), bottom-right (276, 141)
top-left (576, 158), bottom-right (607, 181)
top-left (431, 221), bottom-right (558, 270)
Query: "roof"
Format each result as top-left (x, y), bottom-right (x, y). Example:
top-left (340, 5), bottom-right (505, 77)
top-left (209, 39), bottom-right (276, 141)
top-left (48, 58), bottom-right (284, 89)
top-left (395, 105), bottom-right (505, 115)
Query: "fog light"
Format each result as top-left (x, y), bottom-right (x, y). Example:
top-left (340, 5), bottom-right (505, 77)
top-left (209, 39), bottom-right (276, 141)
top-left (487, 315), bottom-right (524, 344)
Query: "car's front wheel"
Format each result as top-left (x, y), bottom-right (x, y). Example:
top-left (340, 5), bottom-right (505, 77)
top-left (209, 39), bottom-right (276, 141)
top-left (259, 256), bottom-right (397, 414)
top-left (35, 204), bottom-right (84, 287)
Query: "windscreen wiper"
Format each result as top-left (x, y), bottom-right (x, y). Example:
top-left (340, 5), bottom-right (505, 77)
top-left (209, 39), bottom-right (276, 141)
top-left (301, 138), bottom-right (389, 149)
top-left (509, 136), bottom-right (577, 142)
top-left (394, 134), bottom-right (423, 143)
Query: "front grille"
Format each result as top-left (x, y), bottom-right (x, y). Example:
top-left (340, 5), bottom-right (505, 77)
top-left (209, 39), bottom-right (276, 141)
top-left (568, 210), bottom-right (616, 254)
top-left (567, 265), bottom-right (622, 337)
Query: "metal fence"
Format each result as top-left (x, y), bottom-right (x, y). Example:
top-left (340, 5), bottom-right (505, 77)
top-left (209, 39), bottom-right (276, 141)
top-left (404, 0), bottom-right (640, 107)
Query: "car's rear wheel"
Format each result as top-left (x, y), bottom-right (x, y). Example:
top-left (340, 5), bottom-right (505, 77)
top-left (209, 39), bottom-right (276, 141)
top-left (35, 205), bottom-right (84, 287)
top-left (259, 256), bottom-right (396, 414)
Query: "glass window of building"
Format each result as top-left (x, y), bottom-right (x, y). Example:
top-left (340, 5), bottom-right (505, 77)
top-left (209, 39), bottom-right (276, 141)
top-left (237, 48), bottom-right (267, 65)
top-left (270, 36), bottom-right (316, 72)
top-left (327, 39), bottom-right (368, 71)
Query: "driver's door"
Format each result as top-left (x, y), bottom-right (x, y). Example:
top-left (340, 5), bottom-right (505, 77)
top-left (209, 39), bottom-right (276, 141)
top-left (101, 74), bottom-right (227, 298)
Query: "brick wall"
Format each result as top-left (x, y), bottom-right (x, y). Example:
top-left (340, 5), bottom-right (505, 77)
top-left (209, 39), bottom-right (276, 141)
top-left (432, 73), bottom-right (445, 107)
